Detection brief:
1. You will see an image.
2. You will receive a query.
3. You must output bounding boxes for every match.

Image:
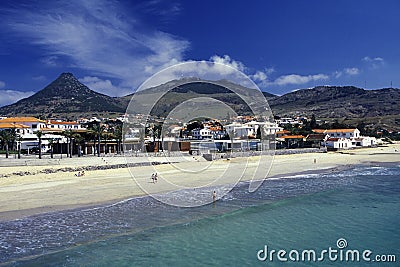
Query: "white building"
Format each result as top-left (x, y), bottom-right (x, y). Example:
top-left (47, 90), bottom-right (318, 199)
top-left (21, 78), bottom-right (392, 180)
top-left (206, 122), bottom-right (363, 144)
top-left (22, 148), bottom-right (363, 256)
top-left (314, 128), bottom-right (361, 139)
top-left (47, 120), bottom-right (85, 131)
top-left (325, 137), bottom-right (353, 150)
top-left (351, 136), bottom-right (377, 147)
top-left (192, 127), bottom-right (213, 139)
top-left (0, 117), bottom-right (47, 135)
top-left (245, 121), bottom-right (282, 136)
top-left (0, 117), bottom-right (85, 153)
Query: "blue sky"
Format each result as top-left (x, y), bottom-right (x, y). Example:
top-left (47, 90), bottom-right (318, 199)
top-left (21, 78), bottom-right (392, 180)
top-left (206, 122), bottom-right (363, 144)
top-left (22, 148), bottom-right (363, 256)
top-left (0, 0), bottom-right (399, 107)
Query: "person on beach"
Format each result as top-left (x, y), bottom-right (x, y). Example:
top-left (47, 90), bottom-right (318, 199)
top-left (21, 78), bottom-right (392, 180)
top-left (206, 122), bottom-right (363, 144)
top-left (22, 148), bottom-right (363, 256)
top-left (81, 171), bottom-right (85, 176)
top-left (75, 171), bottom-right (81, 177)
top-left (213, 191), bottom-right (217, 202)
top-left (154, 173), bottom-right (158, 183)
top-left (151, 173), bottom-right (155, 183)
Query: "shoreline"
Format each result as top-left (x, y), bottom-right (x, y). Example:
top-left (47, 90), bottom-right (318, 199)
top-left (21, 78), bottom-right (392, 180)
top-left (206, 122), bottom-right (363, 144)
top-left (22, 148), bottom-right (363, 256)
top-left (0, 144), bottom-right (399, 222)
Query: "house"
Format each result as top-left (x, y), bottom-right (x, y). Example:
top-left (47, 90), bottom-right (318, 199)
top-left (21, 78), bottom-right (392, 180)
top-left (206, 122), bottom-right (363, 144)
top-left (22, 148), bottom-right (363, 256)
top-left (325, 137), bottom-right (353, 150)
top-left (0, 117), bottom-right (47, 135)
top-left (47, 120), bottom-right (86, 131)
top-left (192, 127), bottom-right (213, 139)
top-left (278, 135), bottom-right (305, 148)
top-left (305, 133), bottom-right (329, 148)
top-left (351, 136), bottom-right (377, 147)
top-left (313, 128), bottom-right (360, 139)
top-left (326, 129), bottom-right (360, 138)
top-left (245, 121), bottom-right (282, 136)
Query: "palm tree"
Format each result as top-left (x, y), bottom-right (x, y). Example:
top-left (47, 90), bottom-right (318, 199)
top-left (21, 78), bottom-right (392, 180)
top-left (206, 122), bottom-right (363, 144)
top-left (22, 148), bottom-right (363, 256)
top-left (0, 130), bottom-right (12, 158)
top-left (35, 130), bottom-right (43, 159)
top-left (73, 133), bottom-right (84, 157)
top-left (228, 129), bottom-right (235, 156)
top-left (48, 138), bottom-right (55, 159)
top-left (115, 124), bottom-right (123, 154)
top-left (63, 130), bottom-right (74, 158)
top-left (89, 123), bottom-right (105, 157)
top-left (103, 131), bottom-right (109, 154)
top-left (16, 135), bottom-right (24, 159)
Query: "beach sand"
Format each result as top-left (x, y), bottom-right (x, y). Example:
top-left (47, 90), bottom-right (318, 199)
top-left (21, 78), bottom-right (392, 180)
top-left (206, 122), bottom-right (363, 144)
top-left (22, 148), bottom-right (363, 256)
top-left (0, 144), bottom-right (399, 221)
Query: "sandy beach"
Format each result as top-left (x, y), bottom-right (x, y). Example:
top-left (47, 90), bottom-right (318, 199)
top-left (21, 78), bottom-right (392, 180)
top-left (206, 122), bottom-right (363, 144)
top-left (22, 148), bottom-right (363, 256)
top-left (0, 144), bottom-right (399, 221)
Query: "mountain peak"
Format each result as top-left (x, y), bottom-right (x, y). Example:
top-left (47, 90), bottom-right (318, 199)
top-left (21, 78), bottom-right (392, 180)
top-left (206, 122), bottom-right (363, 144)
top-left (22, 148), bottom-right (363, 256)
top-left (58, 72), bottom-right (76, 79)
top-left (0, 72), bottom-right (125, 118)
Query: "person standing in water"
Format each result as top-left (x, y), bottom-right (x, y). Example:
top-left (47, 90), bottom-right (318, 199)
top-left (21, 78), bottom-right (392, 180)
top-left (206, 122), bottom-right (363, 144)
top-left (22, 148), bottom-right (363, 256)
top-left (213, 191), bottom-right (217, 202)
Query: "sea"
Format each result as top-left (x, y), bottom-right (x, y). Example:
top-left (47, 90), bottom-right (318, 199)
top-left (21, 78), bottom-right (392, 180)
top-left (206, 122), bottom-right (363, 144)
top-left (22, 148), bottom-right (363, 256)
top-left (0, 164), bottom-right (399, 266)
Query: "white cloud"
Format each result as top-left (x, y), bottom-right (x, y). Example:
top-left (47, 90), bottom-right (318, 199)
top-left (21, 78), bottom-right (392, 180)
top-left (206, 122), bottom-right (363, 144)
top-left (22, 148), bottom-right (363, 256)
top-left (250, 67), bottom-right (275, 83)
top-left (4, 0), bottom-right (189, 95)
top-left (139, 59), bottom-right (257, 90)
top-left (0, 81), bottom-right (5, 89)
top-left (362, 56), bottom-right (385, 69)
top-left (209, 55), bottom-right (246, 72)
top-left (334, 67), bottom-right (360, 78)
top-left (79, 76), bottom-right (133, 97)
top-left (251, 71), bottom-right (268, 82)
top-left (362, 56), bottom-right (384, 63)
top-left (273, 74), bottom-right (329, 86)
top-left (0, 90), bottom-right (35, 107)
top-left (344, 67), bottom-right (359, 75)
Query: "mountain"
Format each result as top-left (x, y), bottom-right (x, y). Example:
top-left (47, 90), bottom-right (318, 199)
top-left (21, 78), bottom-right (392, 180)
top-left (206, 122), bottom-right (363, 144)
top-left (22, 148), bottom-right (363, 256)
top-left (269, 86), bottom-right (400, 118)
top-left (269, 85), bottom-right (400, 131)
top-left (0, 73), bottom-right (125, 118)
top-left (1, 73), bottom-right (399, 130)
top-left (122, 78), bottom-right (277, 118)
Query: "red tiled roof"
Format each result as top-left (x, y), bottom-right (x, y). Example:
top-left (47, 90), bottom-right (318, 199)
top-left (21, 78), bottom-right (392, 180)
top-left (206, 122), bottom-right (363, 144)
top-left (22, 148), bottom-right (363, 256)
top-left (0, 123), bottom-right (30, 129)
top-left (312, 129), bottom-right (326, 133)
top-left (276, 130), bottom-right (290, 134)
top-left (325, 129), bottom-right (357, 133)
top-left (281, 135), bottom-right (305, 139)
top-left (0, 117), bottom-right (46, 123)
top-left (306, 134), bottom-right (326, 141)
top-left (313, 128), bottom-right (358, 134)
top-left (327, 138), bottom-right (340, 141)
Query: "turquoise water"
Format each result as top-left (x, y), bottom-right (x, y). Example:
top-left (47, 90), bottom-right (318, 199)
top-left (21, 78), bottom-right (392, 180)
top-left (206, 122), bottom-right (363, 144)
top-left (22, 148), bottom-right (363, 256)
top-left (2, 165), bottom-right (399, 266)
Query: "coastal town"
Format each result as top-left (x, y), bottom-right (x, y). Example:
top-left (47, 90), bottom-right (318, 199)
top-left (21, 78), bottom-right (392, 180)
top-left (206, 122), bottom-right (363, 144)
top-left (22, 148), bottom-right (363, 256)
top-left (0, 114), bottom-right (386, 159)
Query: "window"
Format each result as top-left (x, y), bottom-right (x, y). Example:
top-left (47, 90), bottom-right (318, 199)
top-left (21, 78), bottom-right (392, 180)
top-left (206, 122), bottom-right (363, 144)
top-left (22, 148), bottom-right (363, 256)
top-left (32, 124), bottom-right (37, 129)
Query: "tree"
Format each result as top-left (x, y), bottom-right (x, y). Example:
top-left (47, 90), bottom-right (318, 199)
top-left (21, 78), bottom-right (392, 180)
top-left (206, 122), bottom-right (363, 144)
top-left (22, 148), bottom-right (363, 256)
top-left (16, 135), bottom-right (24, 159)
top-left (310, 114), bottom-right (318, 129)
top-left (228, 129), bottom-right (235, 155)
top-left (88, 123), bottom-right (105, 157)
top-left (103, 131), bottom-right (109, 154)
top-left (331, 119), bottom-right (348, 129)
top-left (63, 130), bottom-right (74, 158)
top-left (114, 124), bottom-right (123, 154)
top-left (73, 133), bottom-right (84, 157)
top-left (48, 138), bottom-right (55, 159)
top-left (0, 130), bottom-right (12, 158)
top-left (256, 126), bottom-right (262, 139)
top-left (35, 130), bottom-right (43, 159)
